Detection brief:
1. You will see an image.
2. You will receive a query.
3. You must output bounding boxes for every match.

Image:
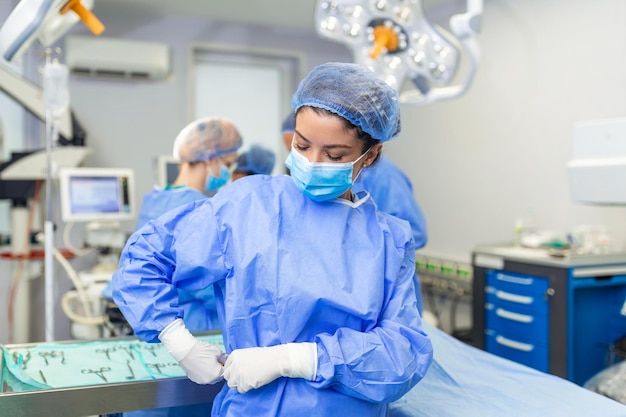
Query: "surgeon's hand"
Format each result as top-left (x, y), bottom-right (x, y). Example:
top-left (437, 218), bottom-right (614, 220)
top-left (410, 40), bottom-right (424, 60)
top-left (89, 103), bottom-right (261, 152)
top-left (223, 342), bottom-right (317, 394)
top-left (159, 318), bottom-right (226, 384)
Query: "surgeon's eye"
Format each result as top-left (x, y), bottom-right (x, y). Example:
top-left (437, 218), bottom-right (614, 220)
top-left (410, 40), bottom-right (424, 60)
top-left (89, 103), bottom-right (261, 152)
top-left (293, 142), bottom-right (309, 152)
top-left (326, 153), bottom-right (343, 162)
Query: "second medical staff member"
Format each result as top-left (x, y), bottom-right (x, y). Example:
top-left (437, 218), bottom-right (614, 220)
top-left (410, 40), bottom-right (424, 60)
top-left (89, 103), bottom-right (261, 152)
top-left (104, 116), bottom-right (242, 332)
top-left (230, 143), bottom-right (275, 181)
top-left (112, 62), bottom-right (432, 417)
top-left (136, 117), bottom-right (243, 230)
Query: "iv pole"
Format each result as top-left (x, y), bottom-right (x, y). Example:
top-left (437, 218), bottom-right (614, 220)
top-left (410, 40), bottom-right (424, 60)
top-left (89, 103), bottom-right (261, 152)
top-left (43, 48), bottom-right (67, 342)
top-left (44, 49), bottom-right (55, 342)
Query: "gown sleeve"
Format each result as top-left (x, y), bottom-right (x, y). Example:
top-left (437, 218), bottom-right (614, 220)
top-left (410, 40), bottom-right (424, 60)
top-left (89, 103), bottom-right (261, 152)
top-left (311, 236), bottom-right (433, 403)
top-left (111, 199), bottom-right (230, 342)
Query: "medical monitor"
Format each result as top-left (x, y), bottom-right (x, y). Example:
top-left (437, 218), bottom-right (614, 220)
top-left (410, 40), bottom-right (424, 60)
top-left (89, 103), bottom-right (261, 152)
top-left (156, 155), bottom-right (180, 188)
top-left (59, 167), bottom-right (136, 223)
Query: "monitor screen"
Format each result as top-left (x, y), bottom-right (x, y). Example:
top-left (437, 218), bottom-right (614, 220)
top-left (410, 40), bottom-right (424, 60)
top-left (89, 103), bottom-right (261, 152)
top-left (156, 155), bottom-right (180, 188)
top-left (59, 167), bottom-right (136, 223)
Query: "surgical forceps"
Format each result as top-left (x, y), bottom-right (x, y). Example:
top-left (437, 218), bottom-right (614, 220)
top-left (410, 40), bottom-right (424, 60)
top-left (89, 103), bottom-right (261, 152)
top-left (118, 344), bottom-right (137, 360)
top-left (147, 363), bottom-right (178, 374)
top-left (96, 347), bottom-right (117, 360)
top-left (39, 350), bottom-right (65, 365)
top-left (82, 366), bottom-right (111, 383)
top-left (12, 350), bottom-right (31, 369)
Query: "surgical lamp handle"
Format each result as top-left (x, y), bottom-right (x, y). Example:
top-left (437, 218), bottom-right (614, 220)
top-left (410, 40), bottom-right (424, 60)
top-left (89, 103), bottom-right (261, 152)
top-left (61, 0), bottom-right (105, 36)
top-left (449, 0), bottom-right (482, 39)
top-left (401, 0), bottom-right (482, 105)
top-left (401, 37), bottom-right (479, 105)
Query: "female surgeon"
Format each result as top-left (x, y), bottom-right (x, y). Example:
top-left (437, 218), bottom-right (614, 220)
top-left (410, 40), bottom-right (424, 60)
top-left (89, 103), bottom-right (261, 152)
top-left (112, 62), bottom-right (433, 417)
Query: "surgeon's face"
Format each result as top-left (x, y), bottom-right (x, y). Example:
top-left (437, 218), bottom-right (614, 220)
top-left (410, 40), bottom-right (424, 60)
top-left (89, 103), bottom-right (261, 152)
top-left (292, 107), bottom-right (379, 170)
top-left (207, 152), bottom-right (238, 177)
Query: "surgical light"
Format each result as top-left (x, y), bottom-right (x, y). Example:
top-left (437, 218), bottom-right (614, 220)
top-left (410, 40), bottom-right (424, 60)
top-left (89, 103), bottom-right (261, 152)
top-left (315, 0), bottom-right (482, 105)
top-left (0, 0), bottom-right (104, 62)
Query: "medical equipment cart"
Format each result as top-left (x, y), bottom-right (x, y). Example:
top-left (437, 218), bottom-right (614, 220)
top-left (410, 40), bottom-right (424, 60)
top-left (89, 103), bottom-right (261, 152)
top-left (471, 245), bottom-right (626, 385)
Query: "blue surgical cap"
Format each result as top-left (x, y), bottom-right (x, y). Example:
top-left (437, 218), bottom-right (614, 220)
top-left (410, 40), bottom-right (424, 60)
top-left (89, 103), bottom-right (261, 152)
top-left (291, 62), bottom-right (401, 142)
top-left (234, 144), bottom-right (276, 175)
top-left (172, 117), bottom-right (243, 163)
top-left (281, 111), bottom-right (296, 133)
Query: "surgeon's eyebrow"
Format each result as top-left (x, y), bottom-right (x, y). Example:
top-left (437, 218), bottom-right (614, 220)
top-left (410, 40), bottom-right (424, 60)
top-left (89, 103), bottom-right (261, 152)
top-left (294, 129), bottom-right (352, 150)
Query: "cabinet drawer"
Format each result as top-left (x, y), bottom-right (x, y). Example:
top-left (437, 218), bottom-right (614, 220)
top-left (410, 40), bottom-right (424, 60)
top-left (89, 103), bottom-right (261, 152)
top-left (486, 270), bottom-right (549, 314)
top-left (485, 304), bottom-right (548, 344)
top-left (485, 288), bottom-right (549, 315)
top-left (485, 329), bottom-right (549, 372)
top-left (486, 270), bottom-right (548, 296)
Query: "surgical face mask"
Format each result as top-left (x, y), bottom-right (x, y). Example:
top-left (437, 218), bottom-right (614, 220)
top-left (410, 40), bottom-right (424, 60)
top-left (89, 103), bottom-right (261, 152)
top-left (285, 147), bottom-right (370, 202)
top-left (205, 163), bottom-right (230, 192)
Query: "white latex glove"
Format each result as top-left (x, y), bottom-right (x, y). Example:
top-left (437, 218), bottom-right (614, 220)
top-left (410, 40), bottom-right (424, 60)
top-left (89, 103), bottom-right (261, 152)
top-left (223, 342), bottom-right (317, 394)
top-left (159, 318), bottom-right (226, 384)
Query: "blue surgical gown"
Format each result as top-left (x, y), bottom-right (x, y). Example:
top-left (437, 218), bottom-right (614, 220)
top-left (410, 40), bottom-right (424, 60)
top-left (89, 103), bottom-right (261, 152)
top-left (135, 185), bottom-right (207, 230)
top-left (353, 156), bottom-right (427, 249)
top-left (112, 175), bottom-right (433, 417)
top-left (122, 186), bottom-right (218, 417)
top-left (133, 186), bottom-right (220, 331)
top-left (106, 186), bottom-right (219, 332)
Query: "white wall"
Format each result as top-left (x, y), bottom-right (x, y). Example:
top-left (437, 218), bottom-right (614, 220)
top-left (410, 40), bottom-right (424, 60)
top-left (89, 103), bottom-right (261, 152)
top-left (386, 0), bottom-right (626, 262)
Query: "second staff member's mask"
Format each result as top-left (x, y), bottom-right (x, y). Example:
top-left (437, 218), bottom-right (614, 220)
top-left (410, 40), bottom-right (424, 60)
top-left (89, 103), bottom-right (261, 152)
top-left (205, 163), bottom-right (230, 192)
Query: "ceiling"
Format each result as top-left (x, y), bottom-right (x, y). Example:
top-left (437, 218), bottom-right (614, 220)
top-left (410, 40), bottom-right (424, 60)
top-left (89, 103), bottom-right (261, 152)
top-left (93, 0), bottom-right (453, 32)
top-left (94, 0), bottom-right (320, 31)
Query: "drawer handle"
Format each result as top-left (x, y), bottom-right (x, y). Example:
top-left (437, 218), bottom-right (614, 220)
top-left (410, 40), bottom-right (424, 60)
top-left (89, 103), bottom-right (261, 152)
top-left (495, 335), bottom-right (534, 352)
top-left (496, 308), bottom-right (533, 323)
top-left (496, 273), bottom-right (534, 285)
top-left (495, 290), bottom-right (533, 304)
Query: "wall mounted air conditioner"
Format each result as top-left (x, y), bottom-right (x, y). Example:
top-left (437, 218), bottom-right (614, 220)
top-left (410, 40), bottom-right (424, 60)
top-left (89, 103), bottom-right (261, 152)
top-left (65, 36), bottom-right (170, 80)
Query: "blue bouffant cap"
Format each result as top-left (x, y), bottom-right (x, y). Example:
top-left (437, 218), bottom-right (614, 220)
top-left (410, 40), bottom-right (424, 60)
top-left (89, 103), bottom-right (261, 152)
top-left (281, 111), bottom-right (296, 133)
top-left (234, 144), bottom-right (276, 175)
top-left (291, 62), bottom-right (401, 142)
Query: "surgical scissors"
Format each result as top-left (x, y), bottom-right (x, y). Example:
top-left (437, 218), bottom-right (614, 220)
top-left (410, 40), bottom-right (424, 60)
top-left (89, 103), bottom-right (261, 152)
top-left (96, 347), bottom-right (117, 360)
top-left (38, 350), bottom-right (65, 365)
top-left (82, 366), bottom-right (111, 383)
top-left (118, 344), bottom-right (136, 360)
top-left (147, 362), bottom-right (179, 374)
top-left (12, 350), bottom-right (31, 369)
top-left (147, 363), bottom-right (166, 374)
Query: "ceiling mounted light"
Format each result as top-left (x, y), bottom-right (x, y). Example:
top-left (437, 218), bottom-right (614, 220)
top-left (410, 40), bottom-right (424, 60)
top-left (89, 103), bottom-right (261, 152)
top-left (316, 0), bottom-right (482, 105)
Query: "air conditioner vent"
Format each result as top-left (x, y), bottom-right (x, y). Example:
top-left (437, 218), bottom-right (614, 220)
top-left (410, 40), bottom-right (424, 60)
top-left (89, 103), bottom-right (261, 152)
top-left (65, 36), bottom-right (170, 81)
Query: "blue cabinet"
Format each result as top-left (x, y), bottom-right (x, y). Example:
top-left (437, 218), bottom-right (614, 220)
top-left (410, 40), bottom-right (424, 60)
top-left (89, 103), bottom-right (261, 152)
top-left (471, 246), bottom-right (626, 385)
top-left (484, 270), bottom-right (550, 371)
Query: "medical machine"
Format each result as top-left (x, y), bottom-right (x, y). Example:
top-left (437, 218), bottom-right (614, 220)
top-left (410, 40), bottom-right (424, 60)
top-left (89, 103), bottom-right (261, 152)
top-left (315, 0), bottom-right (482, 105)
top-left (59, 167), bottom-right (135, 224)
top-left (0, 0), bottom-right (105, 342)
top-left (156, 155), bottom-right (180, 188)
top-left (57, 167), bottom-right (136, 339)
